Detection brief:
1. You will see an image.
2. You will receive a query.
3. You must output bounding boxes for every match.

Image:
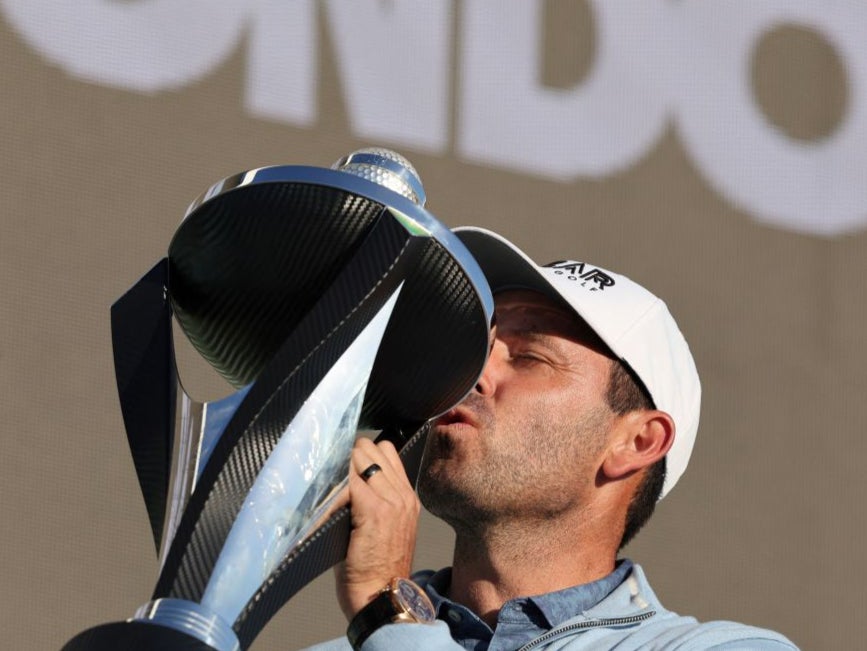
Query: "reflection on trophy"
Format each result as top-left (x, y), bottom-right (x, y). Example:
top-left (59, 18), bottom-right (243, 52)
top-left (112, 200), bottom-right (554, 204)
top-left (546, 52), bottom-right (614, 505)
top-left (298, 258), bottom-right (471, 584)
top-left (62, 149), bottom-right (494, 651)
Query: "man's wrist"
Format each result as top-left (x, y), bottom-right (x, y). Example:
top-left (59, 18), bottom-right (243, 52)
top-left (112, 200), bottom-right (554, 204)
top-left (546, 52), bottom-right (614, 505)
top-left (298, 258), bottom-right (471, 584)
top-left (346, 577), bottom-right (436, 650)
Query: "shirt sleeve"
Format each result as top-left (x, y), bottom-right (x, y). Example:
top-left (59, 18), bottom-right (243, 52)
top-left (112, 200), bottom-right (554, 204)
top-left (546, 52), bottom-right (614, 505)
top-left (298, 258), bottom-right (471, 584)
top-left (361, 621), bottom-right (464, 650)
top-left (703, 637), bottom-right (800, 650)
top-left (649, 620), bottom-right (801, 651)
top-left (294, 621), bottom-right (462, 651)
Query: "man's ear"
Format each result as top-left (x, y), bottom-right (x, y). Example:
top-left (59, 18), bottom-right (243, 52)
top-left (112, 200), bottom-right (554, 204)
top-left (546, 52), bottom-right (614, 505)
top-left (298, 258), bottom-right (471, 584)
top-left (601, 410), bottom-right (675, 481)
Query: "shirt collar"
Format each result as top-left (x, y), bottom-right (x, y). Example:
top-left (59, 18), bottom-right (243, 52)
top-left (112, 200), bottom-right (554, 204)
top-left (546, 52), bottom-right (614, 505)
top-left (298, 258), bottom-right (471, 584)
top-left (421, 558), bottom-right (634, 630)
top-left (528, 559), bottom-right (633, 627)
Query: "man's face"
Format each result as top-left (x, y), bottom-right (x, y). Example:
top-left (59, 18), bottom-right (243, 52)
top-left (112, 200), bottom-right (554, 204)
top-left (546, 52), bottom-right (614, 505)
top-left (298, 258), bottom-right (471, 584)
top-left (418, 290), bottom-right (617, 528)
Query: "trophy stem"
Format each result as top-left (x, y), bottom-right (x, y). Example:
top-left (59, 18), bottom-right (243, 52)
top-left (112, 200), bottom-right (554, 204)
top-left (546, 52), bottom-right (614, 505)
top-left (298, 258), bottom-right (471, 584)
top-left (160, 386), bottom-right (252, 569)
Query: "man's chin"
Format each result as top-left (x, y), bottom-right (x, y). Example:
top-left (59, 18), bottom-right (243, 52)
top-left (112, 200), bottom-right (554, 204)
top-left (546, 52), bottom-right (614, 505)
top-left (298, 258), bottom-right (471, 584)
top-left (416, 465), bottom-right (453, 513)
top-left (417, 466), bottom-right (480, 524)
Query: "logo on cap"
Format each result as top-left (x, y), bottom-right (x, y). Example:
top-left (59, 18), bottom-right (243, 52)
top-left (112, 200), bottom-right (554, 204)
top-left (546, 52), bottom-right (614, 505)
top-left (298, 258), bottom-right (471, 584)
top-left (545, 261), bottom-right (615, 291)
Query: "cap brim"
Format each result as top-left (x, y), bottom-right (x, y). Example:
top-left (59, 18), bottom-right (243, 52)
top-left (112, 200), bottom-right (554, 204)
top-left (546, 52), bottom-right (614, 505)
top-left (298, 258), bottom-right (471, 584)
top-left (453, 226), bottom-right (568, 301)
top-left (453, 226), bottom-right (623, 359)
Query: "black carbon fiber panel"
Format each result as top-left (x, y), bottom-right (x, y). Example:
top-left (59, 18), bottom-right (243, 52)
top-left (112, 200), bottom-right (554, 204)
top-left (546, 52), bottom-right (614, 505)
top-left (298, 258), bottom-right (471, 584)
top-left (110, 259), bottom-right (176, 551)
top-left (169, 183), bottom-right (384, 388)
top-left (364, 239), bottom-right (490, 425)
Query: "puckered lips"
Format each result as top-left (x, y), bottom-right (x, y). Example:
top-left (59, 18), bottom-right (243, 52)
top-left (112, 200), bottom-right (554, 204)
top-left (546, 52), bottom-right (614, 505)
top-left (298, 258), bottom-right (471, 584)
top-left (433, 405), bottom-right (480, 434)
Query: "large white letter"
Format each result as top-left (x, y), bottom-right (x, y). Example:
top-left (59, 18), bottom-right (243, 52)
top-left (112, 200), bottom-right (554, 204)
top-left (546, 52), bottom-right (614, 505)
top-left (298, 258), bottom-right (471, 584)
top-left (246, 0), bottom-right (317, 126)
top-left (676, 1), bottom-right (867, 236)
top-left (458, 0), bottom-right (671, 178)
top-left (0, 0), bottom-right (247, 92)
top-left (323, 0), bottom-right (451, 152)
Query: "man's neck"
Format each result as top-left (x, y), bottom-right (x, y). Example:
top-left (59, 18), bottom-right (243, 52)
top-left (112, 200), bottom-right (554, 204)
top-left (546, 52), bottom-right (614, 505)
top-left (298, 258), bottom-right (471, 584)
top-left (446, 514), bottom-right (618, 628)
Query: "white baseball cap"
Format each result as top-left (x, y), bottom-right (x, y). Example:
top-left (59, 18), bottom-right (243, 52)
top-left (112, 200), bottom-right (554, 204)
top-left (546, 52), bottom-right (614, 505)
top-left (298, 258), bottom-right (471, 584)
top-left (453, 227), bottom-right (701, 499)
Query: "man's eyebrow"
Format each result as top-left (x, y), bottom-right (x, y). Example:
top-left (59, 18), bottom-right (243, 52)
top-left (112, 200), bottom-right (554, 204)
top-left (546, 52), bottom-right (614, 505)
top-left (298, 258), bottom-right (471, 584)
top-left (498, 326), bottom-right (570, 351)
top-left (498, 313), bottom-right (611, 354)
top-left (496, 309), bottom-right (582, 335)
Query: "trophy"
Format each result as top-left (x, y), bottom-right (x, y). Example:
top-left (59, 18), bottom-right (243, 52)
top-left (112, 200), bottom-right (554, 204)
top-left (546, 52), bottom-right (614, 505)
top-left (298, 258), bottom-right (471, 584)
top-left (62, 149), bottom-right (494, 650)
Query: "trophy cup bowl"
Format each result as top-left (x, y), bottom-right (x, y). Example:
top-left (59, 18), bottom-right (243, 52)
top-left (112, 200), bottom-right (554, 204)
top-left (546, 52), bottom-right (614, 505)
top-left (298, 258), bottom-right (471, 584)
top-left (62, 149), bottom-right (494, 650)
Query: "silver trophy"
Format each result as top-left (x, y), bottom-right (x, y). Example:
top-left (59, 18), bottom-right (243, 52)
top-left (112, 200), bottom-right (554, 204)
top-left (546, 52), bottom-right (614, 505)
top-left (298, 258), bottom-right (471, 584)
top-left (62, 149), bottom-right (494, 651)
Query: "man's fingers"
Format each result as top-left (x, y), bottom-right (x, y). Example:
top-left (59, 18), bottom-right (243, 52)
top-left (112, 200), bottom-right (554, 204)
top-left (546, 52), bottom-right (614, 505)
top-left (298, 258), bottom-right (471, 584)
top-left (350, 438), bottom-right (407, 495)
top-left (349, 437), bottom-right (419, 519)
top-left (336, 436), bottom-right (422, 619)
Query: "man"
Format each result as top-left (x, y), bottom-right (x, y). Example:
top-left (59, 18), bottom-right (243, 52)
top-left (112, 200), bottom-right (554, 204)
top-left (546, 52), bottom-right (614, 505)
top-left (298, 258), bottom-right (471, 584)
top-left (303, 227), bottom-right (797, 650)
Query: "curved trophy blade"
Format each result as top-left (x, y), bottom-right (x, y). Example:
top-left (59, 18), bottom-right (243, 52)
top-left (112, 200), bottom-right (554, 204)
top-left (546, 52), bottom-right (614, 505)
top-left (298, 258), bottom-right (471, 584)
top-left (110, 258), bottom-right (176, 551)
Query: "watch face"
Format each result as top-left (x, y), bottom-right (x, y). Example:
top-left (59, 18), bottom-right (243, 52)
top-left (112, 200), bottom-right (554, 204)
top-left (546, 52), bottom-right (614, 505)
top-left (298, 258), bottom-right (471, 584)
top-left (395, 578), bottom-right (436, 622)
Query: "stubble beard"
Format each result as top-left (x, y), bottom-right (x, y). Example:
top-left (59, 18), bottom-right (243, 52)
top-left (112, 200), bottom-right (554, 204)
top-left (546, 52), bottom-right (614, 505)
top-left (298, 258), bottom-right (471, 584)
top-left (417, 393), bottom-right (612, 536)
top-left (417, 393), bottom-right (498, 532)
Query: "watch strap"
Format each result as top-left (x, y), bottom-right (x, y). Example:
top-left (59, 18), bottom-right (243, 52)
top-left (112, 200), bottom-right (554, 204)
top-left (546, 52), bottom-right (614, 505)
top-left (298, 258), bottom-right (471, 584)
top-left (346, 588), bottom-right (398, 650)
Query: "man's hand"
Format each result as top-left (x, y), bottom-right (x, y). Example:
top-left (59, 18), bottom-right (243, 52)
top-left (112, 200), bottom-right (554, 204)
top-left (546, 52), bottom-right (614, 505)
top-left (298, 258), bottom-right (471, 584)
top-left (335, 436), bottom-right (421, 621)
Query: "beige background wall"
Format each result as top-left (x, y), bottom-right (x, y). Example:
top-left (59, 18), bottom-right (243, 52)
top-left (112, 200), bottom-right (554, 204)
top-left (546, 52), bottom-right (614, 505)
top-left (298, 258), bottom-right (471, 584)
top-left (1, 2), bottom-right (865, 649)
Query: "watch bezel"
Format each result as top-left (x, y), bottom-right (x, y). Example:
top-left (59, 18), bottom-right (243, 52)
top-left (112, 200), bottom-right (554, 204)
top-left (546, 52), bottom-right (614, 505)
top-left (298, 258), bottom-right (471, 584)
top-left (391, 577), bottom-right (436, 623)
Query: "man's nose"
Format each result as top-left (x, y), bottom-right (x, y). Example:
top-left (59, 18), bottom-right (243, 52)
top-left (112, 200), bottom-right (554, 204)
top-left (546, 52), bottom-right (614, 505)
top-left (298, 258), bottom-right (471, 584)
top-left (474, 337), bottom-right (505, 397)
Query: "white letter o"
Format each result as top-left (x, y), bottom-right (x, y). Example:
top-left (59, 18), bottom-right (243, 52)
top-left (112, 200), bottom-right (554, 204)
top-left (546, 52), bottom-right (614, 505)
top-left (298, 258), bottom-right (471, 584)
top-left (676, 1), bottom-right (867, 236)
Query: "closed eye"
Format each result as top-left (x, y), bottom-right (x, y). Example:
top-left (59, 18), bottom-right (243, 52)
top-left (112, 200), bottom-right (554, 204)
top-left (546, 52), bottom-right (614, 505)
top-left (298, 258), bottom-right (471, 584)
top-left (510, 350), bottom-right (551, 366)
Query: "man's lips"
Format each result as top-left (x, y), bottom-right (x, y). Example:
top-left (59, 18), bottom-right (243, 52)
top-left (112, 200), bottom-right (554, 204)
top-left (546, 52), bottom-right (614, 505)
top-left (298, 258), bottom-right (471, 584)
top-left (434, 405), bottom-right (480, 430)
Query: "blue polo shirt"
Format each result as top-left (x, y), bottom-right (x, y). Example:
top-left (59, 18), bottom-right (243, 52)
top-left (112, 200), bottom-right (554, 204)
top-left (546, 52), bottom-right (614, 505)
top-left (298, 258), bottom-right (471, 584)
top-left (416, 559), bottom-right (634, 651)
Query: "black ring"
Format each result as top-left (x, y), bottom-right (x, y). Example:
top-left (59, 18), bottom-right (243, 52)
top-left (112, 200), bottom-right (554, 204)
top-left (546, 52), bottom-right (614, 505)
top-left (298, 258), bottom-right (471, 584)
top-left (360, 463), bottom-right (382, 481)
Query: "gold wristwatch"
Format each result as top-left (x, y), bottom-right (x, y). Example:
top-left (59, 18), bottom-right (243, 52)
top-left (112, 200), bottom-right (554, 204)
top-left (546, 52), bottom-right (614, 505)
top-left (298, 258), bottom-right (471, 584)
top-left (346, 577), bottom-right (436, 650)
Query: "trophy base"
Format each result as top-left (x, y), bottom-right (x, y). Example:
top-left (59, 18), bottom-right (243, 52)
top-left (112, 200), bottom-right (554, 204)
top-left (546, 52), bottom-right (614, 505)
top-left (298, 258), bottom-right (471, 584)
top-left (61, 621), bottom-right (220, 651)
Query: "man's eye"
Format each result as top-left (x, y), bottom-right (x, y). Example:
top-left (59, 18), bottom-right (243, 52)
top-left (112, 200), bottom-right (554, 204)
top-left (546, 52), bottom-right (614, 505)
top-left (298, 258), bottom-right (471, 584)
top-left (513, 352), bottom-right (544, 364)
